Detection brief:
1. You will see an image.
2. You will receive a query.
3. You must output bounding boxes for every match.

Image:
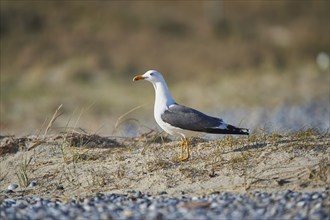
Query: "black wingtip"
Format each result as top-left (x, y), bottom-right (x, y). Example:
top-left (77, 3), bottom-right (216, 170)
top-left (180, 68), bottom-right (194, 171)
top-left (203, 125), bottom-right (249, 135)
top-left (225, 124), bottom-right (249, 135)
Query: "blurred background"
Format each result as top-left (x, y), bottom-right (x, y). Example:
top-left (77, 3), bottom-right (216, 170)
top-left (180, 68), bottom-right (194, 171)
top-left (0, 1), bottom-right (329, 137)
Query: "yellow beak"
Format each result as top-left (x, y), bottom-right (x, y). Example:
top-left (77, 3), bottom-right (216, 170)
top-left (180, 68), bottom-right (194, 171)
top-left (133, 75), bottom-right (145, 81)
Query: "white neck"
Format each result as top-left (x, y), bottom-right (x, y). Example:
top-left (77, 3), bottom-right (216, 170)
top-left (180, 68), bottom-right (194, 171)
top-left (152, 80), bottom-right (175, 113)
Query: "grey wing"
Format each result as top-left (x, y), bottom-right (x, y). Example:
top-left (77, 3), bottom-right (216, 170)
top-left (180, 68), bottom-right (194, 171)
top-left (161, 104), bottom-right (224, 132)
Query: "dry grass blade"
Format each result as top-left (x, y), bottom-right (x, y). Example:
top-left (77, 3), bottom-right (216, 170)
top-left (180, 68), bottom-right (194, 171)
top-left (43, 104), bottom-right (63, 137)
top-left (27, 140), bottom-right (45, 151)
top-left (141, 131), bottom-right (166, 155)
top-left (16, 167), bottom-right (29, 188)
top-left (15, 155), bottom-right (33, 188)
top-left (113, 104), bottom-right (145, 135)
top-left (69, 102), bottom-right (95, 135)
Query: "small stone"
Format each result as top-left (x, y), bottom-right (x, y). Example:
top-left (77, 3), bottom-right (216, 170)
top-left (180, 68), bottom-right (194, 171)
top-left (312, 193), bottom-right (320, 200)
top-left (4, 198), bottom-right (16, 204)
top-left (178, 201), bottom-right (211, 209)
top-left (7, 184), bottom-right (18, 190)
top-left (146, 211), bottom-right (163, 219)
top-left (4, 189), bottom-right (14, 194)
top-left (134, 191), bottom-right (142, 198)
top-left (56, 185), bottom-right (64, 190)
top-left (159, 191), bottom-right (168, 195)
top-left (96, 192), bottom-right (104, 198)
top-left (28, 181), bottom-right (37, 187)
top-left (148, 204), bottom-right (157, 211)
top-left (297, 201), bottom-right (306, 207)
top-left (122, 209), bottom-right (133, 217)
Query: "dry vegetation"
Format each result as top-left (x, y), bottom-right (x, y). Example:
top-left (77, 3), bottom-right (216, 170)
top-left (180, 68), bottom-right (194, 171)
top-left (1, 129), bottom-right (329, 199)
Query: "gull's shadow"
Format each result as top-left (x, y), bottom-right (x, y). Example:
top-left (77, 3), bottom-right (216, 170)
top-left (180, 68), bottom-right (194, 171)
top-left (232, 137), bottom-right (319, 152)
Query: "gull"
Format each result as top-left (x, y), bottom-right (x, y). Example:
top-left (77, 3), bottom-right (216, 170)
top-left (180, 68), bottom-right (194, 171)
top-left (133, 70), bottom-right (249, 161)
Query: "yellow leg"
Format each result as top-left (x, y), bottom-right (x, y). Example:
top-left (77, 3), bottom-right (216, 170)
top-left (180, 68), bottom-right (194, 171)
top-left (179, 138), bottom-right (190, 161)
top-left (185, 138), bottom-right (190, 160)
top-left (178, 138), bottom-right (185, 160)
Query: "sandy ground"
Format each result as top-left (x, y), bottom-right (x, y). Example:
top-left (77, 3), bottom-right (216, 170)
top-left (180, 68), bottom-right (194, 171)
top-left (0, 130), bottom-right (329, 200)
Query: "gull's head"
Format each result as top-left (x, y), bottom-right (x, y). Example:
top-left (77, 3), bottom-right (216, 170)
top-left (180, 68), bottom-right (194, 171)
top-left (133, 70), bottom-right (165, 83)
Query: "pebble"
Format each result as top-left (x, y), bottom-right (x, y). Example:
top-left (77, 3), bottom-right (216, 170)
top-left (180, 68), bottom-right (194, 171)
top-left (0, 191), bottom-right (329, 220)
top-left (28, 180), bottom-right (37, 187)
top-left (7, 184), bottom-right (18, 191)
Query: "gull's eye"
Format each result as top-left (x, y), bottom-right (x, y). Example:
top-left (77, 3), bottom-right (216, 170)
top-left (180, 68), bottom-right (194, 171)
top-left (150, 72), bottom-right (154, 76)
